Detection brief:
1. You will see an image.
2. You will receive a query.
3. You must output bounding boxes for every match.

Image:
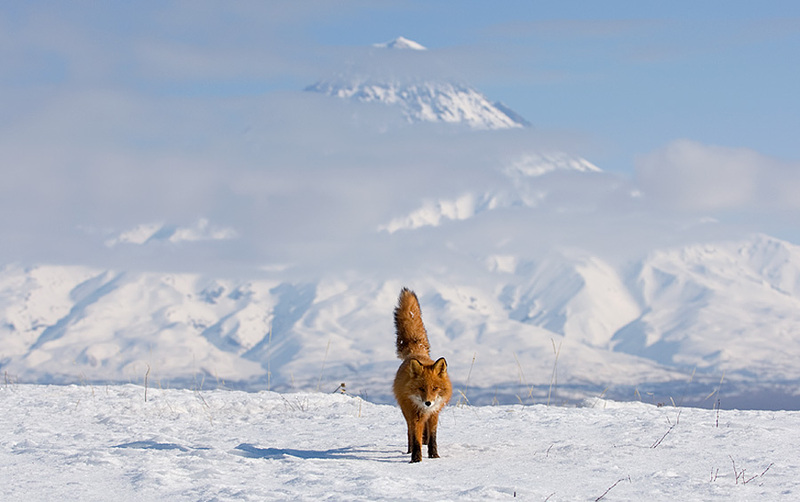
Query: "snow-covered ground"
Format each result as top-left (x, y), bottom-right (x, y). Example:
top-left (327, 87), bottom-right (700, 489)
top-left (2, 384), bottom-right (798, 501)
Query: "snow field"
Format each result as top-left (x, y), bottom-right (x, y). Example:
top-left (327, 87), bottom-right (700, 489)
top-left (2, 384), bottom-right (799, 501)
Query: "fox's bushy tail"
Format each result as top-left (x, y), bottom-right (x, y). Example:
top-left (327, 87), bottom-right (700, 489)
top-left (394, 288), bottom-right (430, 360)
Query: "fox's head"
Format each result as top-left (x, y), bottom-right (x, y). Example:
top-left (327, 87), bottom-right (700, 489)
top-left (407, 357), bottom-right (451, 413)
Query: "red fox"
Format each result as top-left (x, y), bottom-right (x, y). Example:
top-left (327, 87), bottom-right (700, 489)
top-left (392, 288), bottom-right (452, 463)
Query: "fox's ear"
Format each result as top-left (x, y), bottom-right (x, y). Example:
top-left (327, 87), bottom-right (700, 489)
top-left (432, 357), bottom-right (447, 376)
top-left (408, 359), bottom-right (424, 377)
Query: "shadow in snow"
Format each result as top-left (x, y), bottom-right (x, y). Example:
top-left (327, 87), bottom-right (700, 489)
top-left (113, 440), bottom-right (404, 462)
top-left (233, 443), bottom-right (403, 463)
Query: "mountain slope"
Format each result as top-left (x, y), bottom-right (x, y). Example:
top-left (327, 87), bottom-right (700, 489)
top-left (379, 152), bottom-right (604, 233)
top-left (613, 235), bottom-right (800, 381)
top-left (306, 78), bottom-right (528, 129)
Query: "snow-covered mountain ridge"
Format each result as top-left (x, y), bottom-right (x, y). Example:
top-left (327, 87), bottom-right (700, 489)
top-left (306, 37), bottom-right (529, 129)
top-left (379, 152), bottom-right (603, 233)
top-left (3, 234), bottom-right (800, 409)
top-left (306, 78), bottom-right (528, 129)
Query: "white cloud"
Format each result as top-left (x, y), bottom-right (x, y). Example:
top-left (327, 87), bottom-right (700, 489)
top-left (6, 3), bottom-right (797, 274)
top-left (635, 139), bottom-right (800, 213)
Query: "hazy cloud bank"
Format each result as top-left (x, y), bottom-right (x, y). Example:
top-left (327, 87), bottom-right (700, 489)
top-left (636, 139), bottom-right (800, 213)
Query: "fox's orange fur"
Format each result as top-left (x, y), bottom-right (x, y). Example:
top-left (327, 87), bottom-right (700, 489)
top-left (392, 288), bottom-right (452, 463)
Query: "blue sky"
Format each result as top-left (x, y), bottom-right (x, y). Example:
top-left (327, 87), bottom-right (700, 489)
top-left (306, 1), bottom-right (800, 168)
top-left (1, 1), bottom-right (799, 270)
top-left (5, 1), bottom-right (798, 166)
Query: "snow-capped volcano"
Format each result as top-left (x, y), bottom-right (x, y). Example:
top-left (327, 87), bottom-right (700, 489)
top-left (373, 36), bottom-right (427, 51)
top-left (306, 37), bottom-right (529, 129)
top-left (307, 79), bottom-right (528, 129)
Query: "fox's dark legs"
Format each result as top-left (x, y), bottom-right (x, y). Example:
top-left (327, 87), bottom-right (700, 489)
top-left (404, 414), bottom-right (440, 463)
top-left (410, 419), bottom-right (425, 463)
top-left (426, 414), bottom-right (440, 458)
top-left (403, 408), bottom-right (415, 454)
top-left (403, 408), bottom-right (424, 461)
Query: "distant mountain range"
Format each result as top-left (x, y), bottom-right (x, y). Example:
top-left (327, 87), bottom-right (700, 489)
top-left (3, 232), bottom-right (800, 409)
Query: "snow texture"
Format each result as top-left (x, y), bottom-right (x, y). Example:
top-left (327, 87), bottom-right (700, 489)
top-left (1, 384), bottom-right (798, 501)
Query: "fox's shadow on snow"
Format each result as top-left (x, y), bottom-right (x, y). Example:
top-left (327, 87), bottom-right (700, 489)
top-left (113, 440), bottom-right (404, 463)
top-left (233, 443), bottom-right (403, 463)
